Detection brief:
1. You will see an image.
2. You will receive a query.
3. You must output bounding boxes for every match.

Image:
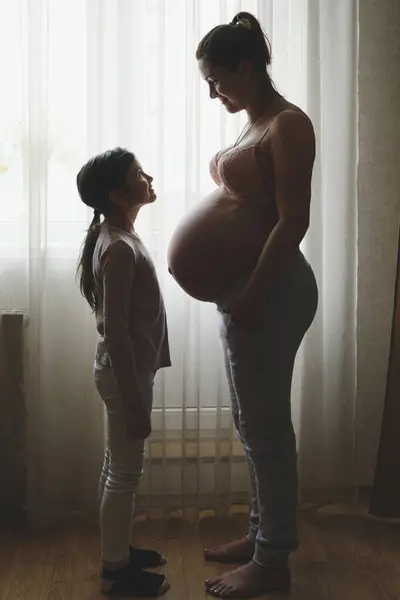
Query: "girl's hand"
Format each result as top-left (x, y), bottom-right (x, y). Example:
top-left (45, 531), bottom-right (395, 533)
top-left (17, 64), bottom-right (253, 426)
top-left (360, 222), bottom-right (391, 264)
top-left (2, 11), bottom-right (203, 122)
top-left (125, 405), bottom-right (152, 439)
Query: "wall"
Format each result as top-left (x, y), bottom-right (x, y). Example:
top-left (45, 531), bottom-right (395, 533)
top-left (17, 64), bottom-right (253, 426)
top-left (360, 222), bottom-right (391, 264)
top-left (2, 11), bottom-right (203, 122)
top-left (0, 313), bottom-right (26, 525)
top-left (357, 0), bottom-right (400, 485)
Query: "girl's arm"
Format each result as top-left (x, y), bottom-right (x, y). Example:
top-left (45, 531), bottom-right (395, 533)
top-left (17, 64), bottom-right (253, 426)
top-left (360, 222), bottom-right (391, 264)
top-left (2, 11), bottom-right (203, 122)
top-left (102, 241), bottom-right (142, 408)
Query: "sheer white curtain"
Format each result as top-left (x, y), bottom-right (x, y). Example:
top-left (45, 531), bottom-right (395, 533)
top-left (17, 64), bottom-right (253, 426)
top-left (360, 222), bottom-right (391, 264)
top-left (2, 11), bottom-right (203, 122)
top-left (0, 0), bottom-right (358, 524)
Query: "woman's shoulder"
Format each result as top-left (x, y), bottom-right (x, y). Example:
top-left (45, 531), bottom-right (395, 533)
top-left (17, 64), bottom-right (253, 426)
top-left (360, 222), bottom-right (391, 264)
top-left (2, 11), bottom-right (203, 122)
top-left (258, 103), bottom-right (315, 158)
top-left (270, 103), bottom-right (314, 137)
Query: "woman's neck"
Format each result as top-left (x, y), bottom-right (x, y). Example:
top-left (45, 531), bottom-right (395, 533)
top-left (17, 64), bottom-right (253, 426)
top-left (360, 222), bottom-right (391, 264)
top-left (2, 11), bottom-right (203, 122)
top-left (246, 77), bottom-right (280, 123)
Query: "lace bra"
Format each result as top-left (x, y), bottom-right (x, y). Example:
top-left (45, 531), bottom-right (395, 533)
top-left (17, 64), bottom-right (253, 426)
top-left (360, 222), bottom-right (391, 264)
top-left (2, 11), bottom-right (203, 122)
top-left (209, 125), bottom-right (274, 198)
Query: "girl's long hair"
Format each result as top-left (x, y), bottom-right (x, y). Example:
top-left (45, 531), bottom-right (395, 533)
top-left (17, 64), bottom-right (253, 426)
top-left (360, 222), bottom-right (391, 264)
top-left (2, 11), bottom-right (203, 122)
top-left (76, 147), bottom-right (135, 311)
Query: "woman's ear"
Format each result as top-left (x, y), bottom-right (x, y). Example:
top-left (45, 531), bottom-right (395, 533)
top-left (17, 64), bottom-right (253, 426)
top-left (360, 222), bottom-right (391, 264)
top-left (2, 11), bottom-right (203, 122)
top-left (238, 60), bottom-right (253, 80)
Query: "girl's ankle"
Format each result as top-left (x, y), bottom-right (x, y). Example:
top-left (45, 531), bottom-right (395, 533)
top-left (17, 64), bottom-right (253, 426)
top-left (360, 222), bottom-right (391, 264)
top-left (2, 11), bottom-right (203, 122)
top-left (102, 558), bottom-right (129, 571)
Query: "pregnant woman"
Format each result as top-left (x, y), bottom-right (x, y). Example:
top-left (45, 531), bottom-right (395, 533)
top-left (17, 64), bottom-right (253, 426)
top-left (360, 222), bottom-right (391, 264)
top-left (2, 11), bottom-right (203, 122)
top-left (168, 12), bottom-right (318, 599)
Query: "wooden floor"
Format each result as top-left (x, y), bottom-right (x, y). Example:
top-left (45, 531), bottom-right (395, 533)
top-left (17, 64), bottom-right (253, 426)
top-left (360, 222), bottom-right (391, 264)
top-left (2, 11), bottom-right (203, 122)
top-left (1, 504), bottom-right (400, 600)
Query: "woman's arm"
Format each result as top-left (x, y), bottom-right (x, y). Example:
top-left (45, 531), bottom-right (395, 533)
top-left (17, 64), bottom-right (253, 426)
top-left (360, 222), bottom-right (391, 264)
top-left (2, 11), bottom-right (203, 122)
top-left (231, 110), bottom-right (316, 327)
top-left (102, 241), bottom-right (142, 408)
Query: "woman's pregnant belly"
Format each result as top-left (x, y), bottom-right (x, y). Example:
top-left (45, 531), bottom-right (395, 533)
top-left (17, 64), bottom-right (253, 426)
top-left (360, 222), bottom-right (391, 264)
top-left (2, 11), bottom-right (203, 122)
top-left (168, 189), bottom-right (274, 302)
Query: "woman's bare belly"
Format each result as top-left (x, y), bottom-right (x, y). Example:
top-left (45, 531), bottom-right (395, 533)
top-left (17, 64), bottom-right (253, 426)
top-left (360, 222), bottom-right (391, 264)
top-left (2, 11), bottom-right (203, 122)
top-left (168, 188), bottom-right (277, 302)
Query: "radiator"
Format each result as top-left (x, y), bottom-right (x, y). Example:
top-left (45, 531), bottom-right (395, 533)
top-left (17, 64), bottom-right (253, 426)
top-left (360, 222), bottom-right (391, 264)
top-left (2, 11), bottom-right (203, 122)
top-left (0, 313), bottom-right (26, 526)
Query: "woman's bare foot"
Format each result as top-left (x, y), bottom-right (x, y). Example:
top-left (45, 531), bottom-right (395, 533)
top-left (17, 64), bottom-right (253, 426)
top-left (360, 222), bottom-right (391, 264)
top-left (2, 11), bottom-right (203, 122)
top-left (204, 538), bottom-right (255, 563)
top-left (205, 562), bottom-right (290, 598)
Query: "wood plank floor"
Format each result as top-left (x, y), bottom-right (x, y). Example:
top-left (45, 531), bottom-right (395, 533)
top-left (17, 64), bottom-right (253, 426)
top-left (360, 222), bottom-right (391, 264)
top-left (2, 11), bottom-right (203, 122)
top-left (0, 504), bottom-right (400, 599)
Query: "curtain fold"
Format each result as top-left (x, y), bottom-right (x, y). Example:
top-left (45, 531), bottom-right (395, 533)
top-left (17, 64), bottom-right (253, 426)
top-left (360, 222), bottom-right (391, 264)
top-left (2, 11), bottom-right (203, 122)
top-left (296, 0), bottom-right (359, 502)
top-left (0, 0), bottom-right (359, 524)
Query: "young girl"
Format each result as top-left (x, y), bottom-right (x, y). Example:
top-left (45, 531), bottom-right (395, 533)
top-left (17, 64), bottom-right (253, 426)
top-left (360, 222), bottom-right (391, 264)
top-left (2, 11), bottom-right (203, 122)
top-left (77, 148), bottom-right (171, 597)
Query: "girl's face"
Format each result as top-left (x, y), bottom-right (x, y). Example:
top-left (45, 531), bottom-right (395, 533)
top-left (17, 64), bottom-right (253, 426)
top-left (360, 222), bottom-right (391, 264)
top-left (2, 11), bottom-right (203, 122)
top-left (112, 159), bottom-right (156, 209)
top-left (125, 159), bottom-right (156, 206)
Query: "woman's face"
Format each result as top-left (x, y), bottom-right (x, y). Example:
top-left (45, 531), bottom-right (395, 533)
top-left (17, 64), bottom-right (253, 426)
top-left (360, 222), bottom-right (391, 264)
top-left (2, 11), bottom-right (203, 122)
top-left (198, 59), bottom-right (248, 113)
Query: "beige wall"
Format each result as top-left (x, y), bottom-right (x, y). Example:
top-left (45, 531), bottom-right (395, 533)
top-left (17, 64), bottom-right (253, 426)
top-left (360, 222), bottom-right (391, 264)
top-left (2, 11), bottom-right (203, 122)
top-left (357, 0), bottom-right (400, 485)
